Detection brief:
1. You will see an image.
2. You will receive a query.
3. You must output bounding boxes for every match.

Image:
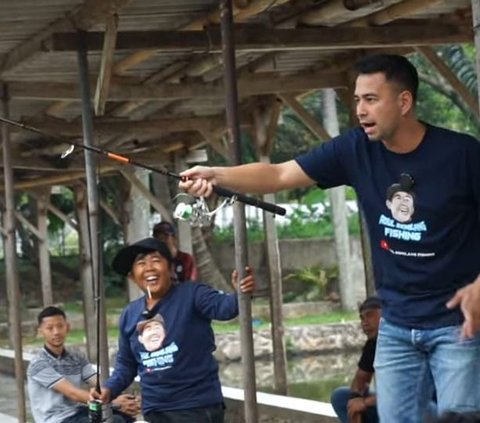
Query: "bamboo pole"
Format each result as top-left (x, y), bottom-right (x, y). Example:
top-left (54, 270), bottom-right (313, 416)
top-left (1, 85), bottom-right (27, 422)
top-left (220, 0), bottom-right (258, 421)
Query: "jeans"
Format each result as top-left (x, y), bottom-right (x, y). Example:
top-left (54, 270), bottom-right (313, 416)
top-left (374, 318), bottom-right (480, 423)
top-left (144, 403), bottom-right (224, 423)
top-left (331, 386), bottom-right (379, 423)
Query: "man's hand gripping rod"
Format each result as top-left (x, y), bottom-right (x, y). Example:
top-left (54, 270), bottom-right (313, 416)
top-left (0, 116), bottom-right (286, 216)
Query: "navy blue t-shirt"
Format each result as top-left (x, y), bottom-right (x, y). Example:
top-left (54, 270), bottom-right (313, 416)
top-left (296, 124), bottom-right (480, 328)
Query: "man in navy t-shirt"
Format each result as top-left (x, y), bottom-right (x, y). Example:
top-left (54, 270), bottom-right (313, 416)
top-left (179, 54), bottom-right (480, 422)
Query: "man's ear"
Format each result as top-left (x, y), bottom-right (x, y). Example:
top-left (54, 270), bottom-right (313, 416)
top-left (398, 90), bottom-right (414, 116)
top-left (66, 322), bottom-right (71, 333)
top-left (138, 335), bottom-right (143, 344)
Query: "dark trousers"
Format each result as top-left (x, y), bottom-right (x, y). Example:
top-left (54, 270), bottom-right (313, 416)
top-left (144, 403), bottom-right (224, 423)
top-left (331, 387), bottom-right (379, 423)
top-left (62, 406), bottom-right (134, 423)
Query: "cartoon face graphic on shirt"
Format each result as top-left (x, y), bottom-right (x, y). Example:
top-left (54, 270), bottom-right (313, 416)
top-left (137, 314), bottom-right (166, 352)
top-left (386, 183), bottom-right (415, 223)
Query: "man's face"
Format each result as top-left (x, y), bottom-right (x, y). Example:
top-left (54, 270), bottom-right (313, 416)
top-left (139, 321), bottom-right (166, 352)
top-left (386, 190), bottom-right (414, 223)
top-left (354, 72), bottom-right (406, 142)
top-left (38, 315), bottom-right (69, 350)
top-left (360, 308), bottom-right (381, 339)
top-left (155, 232), bottom-right (177, 256)
top-left (130, 251), bottom-right (172, 298)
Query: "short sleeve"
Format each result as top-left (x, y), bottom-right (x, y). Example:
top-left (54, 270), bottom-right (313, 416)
top-left (358, 338), bottom-right (376, 373)
top-left (28, 358), bottom-right (64, 389)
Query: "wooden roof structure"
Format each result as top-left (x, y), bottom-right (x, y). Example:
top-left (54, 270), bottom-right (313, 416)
top-left (0, 0), bottom-right (475, 189)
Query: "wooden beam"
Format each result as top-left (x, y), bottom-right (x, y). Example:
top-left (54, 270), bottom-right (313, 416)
top-left (9, 71), bottom-right (348, 101)
top-left (279, 94), bottom-right (330, 140)
top-left (119, 167), bottom-right (171, 217)
top-left (0, 0), bottom-right (134, 74)
top-left (19, 115), bottom-right (225, 138)
top-left (94, 14), bottom-right (119, 116)
top-left (416, 46), bottom-right (479, 118)
top-left (15, 210), bottom-right (43, 240)
top-left (3, 166), bottom-right (116, 190)
top-left (28, 190), bottom-right (79, 230)
top-left (45, 23), bottom-right (471, 53)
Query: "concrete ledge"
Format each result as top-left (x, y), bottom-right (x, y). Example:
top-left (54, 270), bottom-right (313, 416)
top-left (223, 386), bottom-right (337, 423)
top-left (0, 412), bottom-right (18, 423)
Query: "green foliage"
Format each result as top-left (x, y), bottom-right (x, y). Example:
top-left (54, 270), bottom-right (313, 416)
top-left (284, 264), bottom-right (338, 302)
top-left (212, 186), bottom-right (360, 242)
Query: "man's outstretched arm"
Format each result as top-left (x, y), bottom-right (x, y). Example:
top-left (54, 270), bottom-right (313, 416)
top-left (179, 160), bottom-right (314, 197)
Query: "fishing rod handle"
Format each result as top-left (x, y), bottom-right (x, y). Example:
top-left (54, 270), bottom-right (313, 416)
top-left (213, 185), bottom-right (286, 216)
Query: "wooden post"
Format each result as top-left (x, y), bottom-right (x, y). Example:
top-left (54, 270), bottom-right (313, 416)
top-left (1, 85), bottom-right (27, 422)
top-left (76, 32), bottom-right (110, 383)
top-left (37, 188), bottom-right (53, 305)
top-left (124, 168), bottom-right (150, 300)
top-left (220, 0), bottom-right (258, 421)
top-left (253, 97), bottom-right (288, 395)
top-left (74, 184), bottom-right (97, 362)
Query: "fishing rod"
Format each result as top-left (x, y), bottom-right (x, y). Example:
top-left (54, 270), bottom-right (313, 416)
top-left (0, 116), bottom-right (286, 218)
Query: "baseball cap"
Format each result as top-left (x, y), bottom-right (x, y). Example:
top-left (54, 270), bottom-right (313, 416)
top-left (153, 221), bottom-right (176, 237)
top-left (359, 296), bottom-right (382, 312)
top-left (112, 237), bottom-right (172, 276)
top-left (136, 314), bottom-right (165, 335)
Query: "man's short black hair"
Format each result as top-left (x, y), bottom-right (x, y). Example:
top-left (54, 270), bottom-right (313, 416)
top-left (354, 54), bottom-right (419, 102)
top-left (37, 306), bottom-right (66, 324)
top-left (359, 296), bottom-right (382, 313)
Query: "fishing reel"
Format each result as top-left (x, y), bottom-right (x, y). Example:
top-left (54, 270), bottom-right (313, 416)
top-left (173, 193), bottom-right (236, 227)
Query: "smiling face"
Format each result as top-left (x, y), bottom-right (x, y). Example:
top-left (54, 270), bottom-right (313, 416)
top-left (138, 320), bottom-right (166, 352)
top-left (129, 251), bottom-right (172, 300)
top-left (387, 190), bottom-right (415, 223)
top-left (354, 72), bottom-right (412, 143)
top-left (38, 315), bottom-right (69, 354)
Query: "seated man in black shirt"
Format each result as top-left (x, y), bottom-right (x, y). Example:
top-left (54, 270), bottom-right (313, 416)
top-left (331, 296), bottom-right (381, 423)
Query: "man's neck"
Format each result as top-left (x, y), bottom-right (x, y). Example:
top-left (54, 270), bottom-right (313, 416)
top-left (382, 119), bottom-right (426, 154)
top-left (44, 344), bottom-right (65, 358)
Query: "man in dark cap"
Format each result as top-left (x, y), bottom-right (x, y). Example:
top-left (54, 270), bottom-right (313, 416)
top-left (153, 221), bottom-right (198, 282)
top-left (91, 237), bottom-right (255, 423)
top-left (331, 296), bottom-right (382, 423)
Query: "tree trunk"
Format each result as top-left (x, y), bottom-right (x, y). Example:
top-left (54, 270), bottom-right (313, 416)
top-left (321, 89), bottom-right (357, 310)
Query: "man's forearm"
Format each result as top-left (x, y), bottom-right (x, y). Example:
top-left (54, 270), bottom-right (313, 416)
top-left (213, 163), bottom-right (282, 194)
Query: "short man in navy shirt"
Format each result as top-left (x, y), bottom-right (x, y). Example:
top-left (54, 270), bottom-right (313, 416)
top-left (179, 54), bottom-right (480, 422)
top-left (91, 237), bottom-right (255, 423)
